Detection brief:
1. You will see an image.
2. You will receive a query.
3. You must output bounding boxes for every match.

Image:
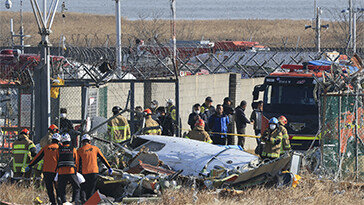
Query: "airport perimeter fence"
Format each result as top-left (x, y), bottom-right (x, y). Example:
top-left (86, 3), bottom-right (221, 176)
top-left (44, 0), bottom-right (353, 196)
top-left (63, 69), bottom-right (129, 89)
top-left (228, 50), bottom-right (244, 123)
top-left (319, 93), bottom-right (364, 182)
top-left (61, 45), bottom-right (357, 80)
top-left (0, 84), bottom-right (33, 164)
top-left (52, 80), bottom-right (177, 162)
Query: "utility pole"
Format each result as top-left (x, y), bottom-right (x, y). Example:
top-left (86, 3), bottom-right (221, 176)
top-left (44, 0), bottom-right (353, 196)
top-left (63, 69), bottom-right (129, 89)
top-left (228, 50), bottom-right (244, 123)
top-left (19, 0), bottom-right (24, 53)
top-left (305, 6), bottom-right (328, 53)
top-left (349, 0), bottom-right (353, 49)
top-left (315, 7), bottom-right (321, 53)
top-left (170, 0), bottom-right (180, 137)
top-left (115, 0), bottom-right (122, 71)
top-left (171, 0), bottom-right (177, 75)
top-left (8, 0), bottom-right (30, 53)
top-left (352, 11), bottom-right (356, 53)
top-left (30, 0), bottom-right (59, 142)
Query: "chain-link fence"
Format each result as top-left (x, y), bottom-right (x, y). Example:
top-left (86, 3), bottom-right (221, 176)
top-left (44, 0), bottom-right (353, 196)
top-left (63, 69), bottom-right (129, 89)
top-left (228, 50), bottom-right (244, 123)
top-left (320, 93), bottom-right (364, 181)
top-left (0, 85), bottom-right (33, 163)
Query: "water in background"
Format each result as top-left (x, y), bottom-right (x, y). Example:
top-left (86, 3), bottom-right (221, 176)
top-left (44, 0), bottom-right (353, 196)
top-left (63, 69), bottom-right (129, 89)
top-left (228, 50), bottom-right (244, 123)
top-left (2, 0), bottom-right (357, 20)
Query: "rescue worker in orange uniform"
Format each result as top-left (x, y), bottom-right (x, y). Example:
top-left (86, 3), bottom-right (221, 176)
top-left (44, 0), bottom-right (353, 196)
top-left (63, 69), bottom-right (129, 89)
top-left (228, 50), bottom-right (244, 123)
top-left (12, 129), bottom-right (36, 179)
top-left (107, 106), bottom-right (131, 143)
top-left (77, 134), bottom-right (112, 203)
top-left (143, 109), bottom-right (162, 135)
top-left (26, 133), bottom-right (61, 205)
top-left (33, 125), bottom-right (59, 183)
top-left (186, 119), bottom-right (212, 143)
top-left (57, 133), bottom-right (80, 205)
top-left (278, 115), bottom-right (291, 155)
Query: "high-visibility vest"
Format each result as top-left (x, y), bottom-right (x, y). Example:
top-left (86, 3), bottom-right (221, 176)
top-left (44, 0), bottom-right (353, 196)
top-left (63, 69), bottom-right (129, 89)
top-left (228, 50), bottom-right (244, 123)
top-left (36, 159), bottom-right (44, 171)
top-left (108, 124), bottom-right (130, 143)
top-left (145, 127), bottom-right (162, 135)
top-left (167, 105), bottom-right (176, 121)
top-left (12, 141), bottom-right (35, 173)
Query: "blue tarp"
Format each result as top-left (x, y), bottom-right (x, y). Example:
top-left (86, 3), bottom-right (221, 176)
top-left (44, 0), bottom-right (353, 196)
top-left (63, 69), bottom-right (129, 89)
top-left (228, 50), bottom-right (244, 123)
top-left (308, 60), bottom-right (358, 74)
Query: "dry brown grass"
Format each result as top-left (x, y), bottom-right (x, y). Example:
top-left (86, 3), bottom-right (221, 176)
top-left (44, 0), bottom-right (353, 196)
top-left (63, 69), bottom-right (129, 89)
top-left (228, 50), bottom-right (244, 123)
top-left (0, 177), bottom-right (363, 204)
top-left (145, 178), bottom-right (364, 205)
top-left (1, 11), bottom-right (362, 49)
top-left (0, 182), bottom-right (48, 204)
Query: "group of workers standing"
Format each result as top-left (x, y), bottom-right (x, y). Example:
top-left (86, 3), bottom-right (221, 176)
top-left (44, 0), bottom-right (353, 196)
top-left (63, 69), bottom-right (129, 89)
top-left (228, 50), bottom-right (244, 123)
top-left (12, 124), bottom-right (112, 205)
top-left (107, 96), bottom-right (292, 161)
top-left (185, 97), bottom-right (291, 160)
top-left (10, 97), bottom-right (292, 204)
top-left (106, 99), bottom-right (178, 144)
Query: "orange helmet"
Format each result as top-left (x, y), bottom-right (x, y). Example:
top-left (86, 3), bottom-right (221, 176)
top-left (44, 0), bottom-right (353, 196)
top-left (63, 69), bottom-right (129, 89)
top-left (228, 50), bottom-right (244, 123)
top-left (278, 116), bottom-right (288, 125)
top-left (20, 129), bottom-right (29, 135)
top-left (143, 109), bottom-right (152, 115)
top-left (195, 119), bottom-right (205, 127)
top-left (48, 124), bottom-right (59, 133)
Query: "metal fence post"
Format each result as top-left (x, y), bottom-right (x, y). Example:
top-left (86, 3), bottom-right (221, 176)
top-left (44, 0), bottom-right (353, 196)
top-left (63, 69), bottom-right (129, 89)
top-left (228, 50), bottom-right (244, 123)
top-left (337, 94), bottom-right (342, 179)
top-left (130, 81), bottom-right (135, 134)
top-left (144, 81), bottom-right (152, 109)
top-left (81, 86), bottom-right (89, 121)
top-left (354, 85), bottom-right (359, 181)
top-left (229, 73), bottom-right (237, 142)
top-left (175, 79), bottom-right (180, 137)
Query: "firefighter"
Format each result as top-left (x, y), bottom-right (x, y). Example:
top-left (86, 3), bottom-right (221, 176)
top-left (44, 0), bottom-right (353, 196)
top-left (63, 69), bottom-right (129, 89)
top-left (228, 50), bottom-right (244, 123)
top-left (143, 109), bottom-right (162, 135)
top-left (107, 106), bottom-right (131, 143)
top-left (40, 124), bottom-right (59, 148)
top-left (12, 129), bottom-right (36, 179)
top-left (261, 117), bottom-right (283, 160)
top-left (77, 134), bottom-right (113, 203)
top-left (186, 119), bottom-right (212, 143)
top-left (278, 115), bottom-right (291, 154)
top-left (166, 99), bottom-right (176, 122)
top-left (26, 133), bottom-right (61, 205)
top-left (57, 133), bottom-right (80, 205)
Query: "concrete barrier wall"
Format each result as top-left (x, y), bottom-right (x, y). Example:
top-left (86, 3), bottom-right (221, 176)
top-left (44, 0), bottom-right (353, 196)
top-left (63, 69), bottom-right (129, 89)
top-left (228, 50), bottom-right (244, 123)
top-left (236, 77), bottom-right (264, 150)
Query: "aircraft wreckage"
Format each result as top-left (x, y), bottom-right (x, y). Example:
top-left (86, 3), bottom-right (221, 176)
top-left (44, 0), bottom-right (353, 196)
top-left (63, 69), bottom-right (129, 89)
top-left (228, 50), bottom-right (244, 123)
top-left (81, 132), bottom-right (297, 203)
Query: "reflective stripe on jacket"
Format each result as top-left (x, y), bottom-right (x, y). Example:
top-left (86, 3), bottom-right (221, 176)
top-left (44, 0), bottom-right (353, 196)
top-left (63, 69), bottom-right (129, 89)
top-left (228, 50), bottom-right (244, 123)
top-left (12, 138), bottom-right (36, 173)
top-left (261, 127), bottom-right (283, 159)
top-left (144, 117), bottom-right (161, 135)
top-left (107, 115), bottom-right (131, 143)
top-left (280, 125), bottom-right (291, 154)
top-left (167, 105), bottom-right (176, 121)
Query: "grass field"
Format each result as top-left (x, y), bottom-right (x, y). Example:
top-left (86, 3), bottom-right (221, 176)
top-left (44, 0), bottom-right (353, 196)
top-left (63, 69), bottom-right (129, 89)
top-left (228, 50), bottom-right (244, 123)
top-left (0, 176), bottom-right (363, 204)
top-left (1, 11), bottom-right (362, 48)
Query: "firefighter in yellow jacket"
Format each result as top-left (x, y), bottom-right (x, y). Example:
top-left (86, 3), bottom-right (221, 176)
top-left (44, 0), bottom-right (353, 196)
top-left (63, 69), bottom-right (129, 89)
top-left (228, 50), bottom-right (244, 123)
top-left (143, 109), bottom-right (162, 135)
top-left (186, 119), bottom-right (212, 143)
top-left (261, 117), bottom-right (283, 160)
top-left (278, 115), bottom-right (291, 155)
top-left (107, 106), bottom-right (131, 143)
top-left (12, 129), bottom-right (37, 178)
top-left (40, 124), bottom-right (59, 148)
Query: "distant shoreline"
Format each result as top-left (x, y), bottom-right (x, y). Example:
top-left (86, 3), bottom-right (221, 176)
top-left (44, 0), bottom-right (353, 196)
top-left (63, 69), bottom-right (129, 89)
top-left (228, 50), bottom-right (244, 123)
top-left (0, 11), bottom-right (362, 49)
